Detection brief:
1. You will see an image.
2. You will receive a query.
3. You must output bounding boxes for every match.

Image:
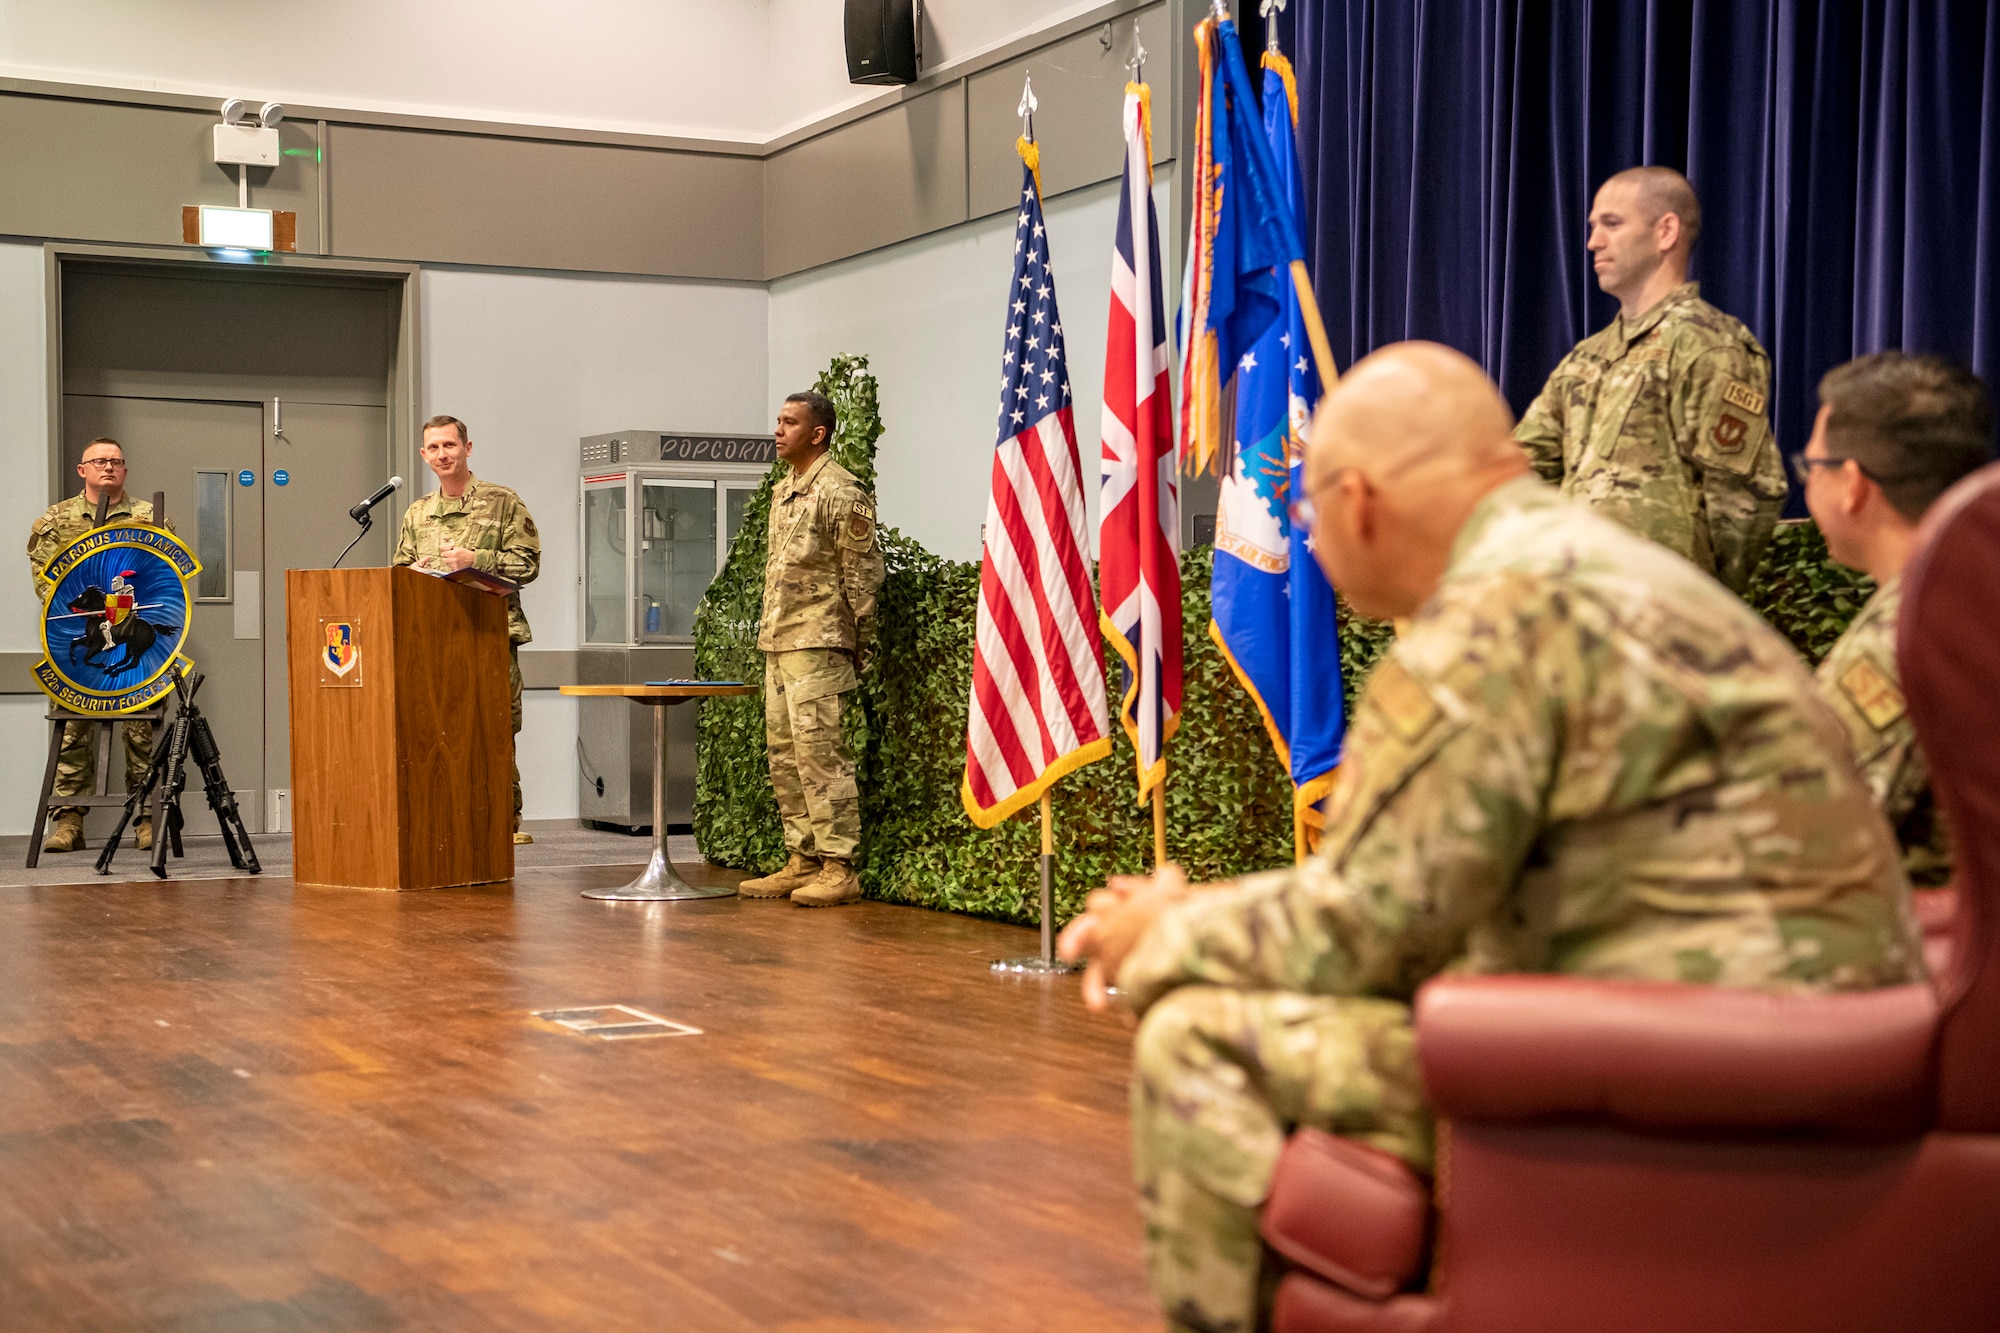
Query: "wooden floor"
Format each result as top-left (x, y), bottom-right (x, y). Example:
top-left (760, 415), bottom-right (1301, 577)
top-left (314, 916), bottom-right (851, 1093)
top-left (0, 861), bottom-right (1156, 1331)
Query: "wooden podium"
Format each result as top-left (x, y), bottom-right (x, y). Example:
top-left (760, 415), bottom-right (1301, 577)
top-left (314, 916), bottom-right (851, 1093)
top-left (286, 566), bottom-right (514, 890)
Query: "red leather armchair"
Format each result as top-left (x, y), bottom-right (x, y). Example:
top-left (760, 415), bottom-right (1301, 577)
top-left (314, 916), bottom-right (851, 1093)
top-left (1261, 462), bottom-right (2000, 1333)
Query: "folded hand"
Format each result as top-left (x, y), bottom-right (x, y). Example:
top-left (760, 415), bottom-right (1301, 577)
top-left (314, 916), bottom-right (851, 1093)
top-left (1058, 863), bottom-right (1191, 1013)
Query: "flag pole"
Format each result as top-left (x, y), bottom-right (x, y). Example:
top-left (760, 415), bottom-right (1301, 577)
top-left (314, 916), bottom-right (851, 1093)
top-left (986, 71), bottom-right (1086, 978)
top-left (992, 781), bottom-right (1081, 975)
top-left (1039, 791), bottom-right (1056, 960)
top-left (1152, 781), bottom-right (1167, 869)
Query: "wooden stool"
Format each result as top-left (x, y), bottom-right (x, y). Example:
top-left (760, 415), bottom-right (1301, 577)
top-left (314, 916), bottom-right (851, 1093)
top-left (27, 705), bottom-right (167, 868)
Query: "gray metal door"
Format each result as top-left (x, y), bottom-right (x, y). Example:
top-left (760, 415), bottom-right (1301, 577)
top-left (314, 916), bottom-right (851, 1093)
top-left (61, 396), bottom-right (390, 834)
top-left (260, 400), bottom-right (391, 817)
top-left (62, 395), bottom-right (265, 833)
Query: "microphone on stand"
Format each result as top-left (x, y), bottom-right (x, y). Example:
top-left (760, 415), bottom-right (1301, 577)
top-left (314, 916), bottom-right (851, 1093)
top-left (348, 476), bottom-right (403, 523)
top-left (333, 476), bottom-right (404, 569)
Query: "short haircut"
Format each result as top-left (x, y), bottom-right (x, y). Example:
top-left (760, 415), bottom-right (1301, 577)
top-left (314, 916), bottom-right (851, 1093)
top-left (81, 436), bottom-right (124, 459)
top-left (1605, 165), bottom-right (1703, 251)
top-left (422, 414), bottom-right (469, 442)
top-left (1819, 352), bottom-right (1995, 522)
top-left (784, 391), bottom-right (837, 448)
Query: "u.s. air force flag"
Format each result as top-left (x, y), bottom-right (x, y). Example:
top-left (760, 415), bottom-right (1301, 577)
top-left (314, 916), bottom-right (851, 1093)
top-left (1209, 50), bottom-right (1344, 849)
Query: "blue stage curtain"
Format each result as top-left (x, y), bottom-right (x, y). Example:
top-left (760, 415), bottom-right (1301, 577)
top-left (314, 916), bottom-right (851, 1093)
top-left (1259, 1), bottom-right (2000, 508)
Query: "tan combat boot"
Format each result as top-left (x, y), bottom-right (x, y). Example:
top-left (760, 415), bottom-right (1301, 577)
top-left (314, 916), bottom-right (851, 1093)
top-left (514, 831), bottom-right (535, 845)
top-left (792, 859), bottom-right (862, 908)
top-left (134, 817), bottom-right (154, 851)
top-left (41, 813), bottom-right (85, 854)
top-left (739, 852), bottom-right (821, 899)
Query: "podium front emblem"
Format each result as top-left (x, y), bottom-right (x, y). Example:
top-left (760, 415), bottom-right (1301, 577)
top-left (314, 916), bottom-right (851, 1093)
top-left (33, 523), bottom-right (197, 715)
top-left (319, 620), bottom-right (363, 687)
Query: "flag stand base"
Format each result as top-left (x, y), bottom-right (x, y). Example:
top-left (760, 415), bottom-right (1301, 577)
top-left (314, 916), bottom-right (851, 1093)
top-left (991, 851), bottom-right (1080, 974)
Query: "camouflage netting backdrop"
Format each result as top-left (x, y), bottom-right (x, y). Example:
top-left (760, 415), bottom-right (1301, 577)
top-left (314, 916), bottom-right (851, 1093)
top-left (692, 355), bottom-right (1875, 927)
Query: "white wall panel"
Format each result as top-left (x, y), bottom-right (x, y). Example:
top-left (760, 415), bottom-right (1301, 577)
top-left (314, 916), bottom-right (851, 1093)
top-left (0, 241), bottom-right (49, 654)
top-left (768, 167), bottom-right (1173, 564)
top-left (418, 266), bottom-right (768, 822)
top-left (1, 0), bottom-right (1117, 141)
top-left (0, 0), bottom-right (773, 140)
top-left (767, 0), bottom-right (1117, 137)
top-left (0, 696), bottom-right (47, 836)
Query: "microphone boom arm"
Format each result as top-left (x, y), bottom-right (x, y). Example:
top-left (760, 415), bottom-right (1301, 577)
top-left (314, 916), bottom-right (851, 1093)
top-left (331, 514), bottom-right (372, 569)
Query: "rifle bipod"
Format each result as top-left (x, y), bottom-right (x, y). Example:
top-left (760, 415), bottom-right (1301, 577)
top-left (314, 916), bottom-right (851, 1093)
top-left (95, 666), bottom-right (261, 879)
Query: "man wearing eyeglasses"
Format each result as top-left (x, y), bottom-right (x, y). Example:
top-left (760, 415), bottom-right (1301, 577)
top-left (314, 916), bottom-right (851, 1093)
top-left (26, 438), bottom-right (167, 853)
top-left (1514, 166), bottom-right (1787, 593)
top-left (1797, 352), bottom-right (1994, 888)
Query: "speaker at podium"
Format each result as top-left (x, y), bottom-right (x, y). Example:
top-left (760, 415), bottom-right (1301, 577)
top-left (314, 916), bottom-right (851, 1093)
top-left (286, 566), bottom-right (514, 890)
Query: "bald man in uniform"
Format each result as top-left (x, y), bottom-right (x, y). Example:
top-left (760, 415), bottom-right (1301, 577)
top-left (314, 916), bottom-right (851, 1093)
top-left (1061, 343), bottom-right (1922, 1333)
top-left (1515, 167), bottom-right (1787, 592)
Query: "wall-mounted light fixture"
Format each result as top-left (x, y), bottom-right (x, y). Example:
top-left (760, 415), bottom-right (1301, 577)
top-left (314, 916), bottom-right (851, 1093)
top-left (185, 97), bottom-right (298, 253)
top-left (213, 98), bottom-right (285, 205)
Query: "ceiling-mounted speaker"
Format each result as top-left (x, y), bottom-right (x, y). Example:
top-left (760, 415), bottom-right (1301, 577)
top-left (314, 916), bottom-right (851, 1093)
top-left (845, 0), bottom-right (923, 86)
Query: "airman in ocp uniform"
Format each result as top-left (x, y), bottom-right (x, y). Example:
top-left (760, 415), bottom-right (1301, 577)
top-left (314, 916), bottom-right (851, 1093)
top-left (1060, 345), bottom-right (1921, 1333)
top-left (1799, 352), bottom-right (1994, 888)
top-left (391, 414), bottom-right (542, 842)
top-left (739, 391), bottom-right (886, 908)
top-left (28, 437), bottom-right (169, 854)
top-left (1515, 166), bottom-right (1787, 593)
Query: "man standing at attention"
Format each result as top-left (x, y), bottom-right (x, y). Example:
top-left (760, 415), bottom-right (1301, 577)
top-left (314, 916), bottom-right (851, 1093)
top-left (392, 415), bottom-right (541, 844)
top-left (738, 391), bottom-right (885, 907)
top-left (1515, 166), bottom-right (1787, 592)
top-left (1060, 344), bottom-right (1920, 1333)
top-left (28, 437), bottom-right (167, 853)
top-left (1799, 352), bottom-right (1993, 887)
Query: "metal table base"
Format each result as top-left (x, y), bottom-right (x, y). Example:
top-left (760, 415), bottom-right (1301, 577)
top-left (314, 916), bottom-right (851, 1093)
top-left (582, 698), bottom-right (733, 902)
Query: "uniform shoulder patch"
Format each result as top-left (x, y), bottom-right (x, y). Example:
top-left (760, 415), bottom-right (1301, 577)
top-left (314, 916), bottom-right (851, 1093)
top-left (837, 497), bottom-right (877, 550)
top-left (1366, 659), bottom-right (1439, 743)
top-left (1720, 378), bottom-right (1766, 416)
top-left (1710, 409), bottom-right (1751, 453)
top-left (1838, 657), bottom-right (1906, 731)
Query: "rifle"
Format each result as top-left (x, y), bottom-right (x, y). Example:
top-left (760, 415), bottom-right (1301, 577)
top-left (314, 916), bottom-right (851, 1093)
top-left (95, 664), bottom-right (260, 879)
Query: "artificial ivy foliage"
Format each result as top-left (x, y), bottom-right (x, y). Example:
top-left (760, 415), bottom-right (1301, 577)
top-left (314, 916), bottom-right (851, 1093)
top-left (1740, 519), bottom-right (1877, 665)
top-left (694, 356), bottom-right (1868, 927)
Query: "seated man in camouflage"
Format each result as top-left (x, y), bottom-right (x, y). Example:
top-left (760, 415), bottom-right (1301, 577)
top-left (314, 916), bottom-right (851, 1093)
top-left (1060, 343), bottom-right (1922, 1333)
top-left (1798, 352), bottom-right (1994, 887)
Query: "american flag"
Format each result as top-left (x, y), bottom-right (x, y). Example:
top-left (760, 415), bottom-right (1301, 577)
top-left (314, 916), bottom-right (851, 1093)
top-left (960, 153), bottom-right (1111, 829)
top-left (1099, 83), bottom-right (1182, 803)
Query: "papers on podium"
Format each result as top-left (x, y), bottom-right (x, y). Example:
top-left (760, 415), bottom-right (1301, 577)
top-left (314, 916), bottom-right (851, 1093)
top-left (413, 564), bottom-right (518, 596)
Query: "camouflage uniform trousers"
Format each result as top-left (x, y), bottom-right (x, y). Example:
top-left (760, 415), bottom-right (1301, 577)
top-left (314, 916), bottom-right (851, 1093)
top-left (52, 718), bottom-right (156, 819)
top-left (1133, 987), bottom-right (1431, 1333)
top-left (763, 647), bottom-right (860, 862)
top-left (510, 645), bottom-right (523, 833)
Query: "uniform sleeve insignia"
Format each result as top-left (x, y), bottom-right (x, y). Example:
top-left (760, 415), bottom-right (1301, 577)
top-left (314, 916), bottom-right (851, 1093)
top-left (840, 502), bottom-right (876, 549)
top-left (1838, 657), bottom-right (1906, 731)
top-left (1710, 411), bottom-right (1750, 453)
top-left (1366, 659), bottom-right (1440, 742)
top-left (1720, 379), bottom-right (1766, 416)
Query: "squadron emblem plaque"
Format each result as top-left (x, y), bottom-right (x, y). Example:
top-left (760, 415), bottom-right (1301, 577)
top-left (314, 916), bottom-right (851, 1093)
top-left (319, 619), bottom-right (363, 687)
top-left (34, 522), bottom-right (198, 715)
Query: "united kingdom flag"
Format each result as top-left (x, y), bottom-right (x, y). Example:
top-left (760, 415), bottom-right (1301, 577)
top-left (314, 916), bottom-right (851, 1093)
top-left (1099, 81), bottom-right (1181, 804)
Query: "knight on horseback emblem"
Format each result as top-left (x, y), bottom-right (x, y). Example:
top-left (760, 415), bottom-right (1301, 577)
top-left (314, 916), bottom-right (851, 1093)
top-left (34, 522), bottom-right (198, 715)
